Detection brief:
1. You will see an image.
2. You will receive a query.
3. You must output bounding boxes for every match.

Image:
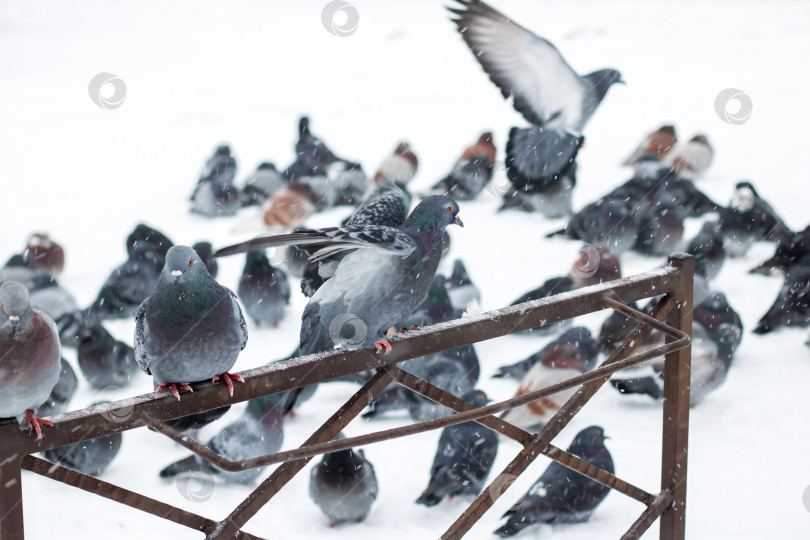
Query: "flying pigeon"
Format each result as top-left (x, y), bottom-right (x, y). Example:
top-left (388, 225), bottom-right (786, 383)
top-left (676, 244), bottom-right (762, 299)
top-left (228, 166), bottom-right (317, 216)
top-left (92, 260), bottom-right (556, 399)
top-left (134, 245), bottom-right (248, 400)
top-left (159, 391), bottom-right (285, 483)
top-left (750, 224), bottom-right (810, 275)
top-left (509, 277), bottom-right (574, 335)
top-left (429, 132), bottom-right (496, 200)
top-left (449, 0), bottom-right (623, 214)
top-left (665, 134), bottom-right (713, 179)
top-left (43, 401), bottom-right (122, 476)
top-left (190, 144), bottom-right (243, 217)
top-left (192, 241), bottom-right (218, 279)
top-left (494, 426), bottom-right (614, 536)
top-left (687, 221), bottom-right (726, 281)
top-left (719, 181), bottom-right (792, 257)
top-left (215, 195), bottom-right (463, 356)
top-left (493, 327), bottom-right (599, 381)
top-left (240, 162), bottom-right (288, 206)
top-left (309, 435), bottom-right (378, 526)
top-left (416, 389), bottom-right (498, 506)
top-left (372, 141), bottom-right (419, 185)
top-left (0, 281), bottom-right (62, 439)
top-left (76, 324), bottom-right (138, 389)
top-left (621, 124), bottom-right (678, 167)
top-left (237, 250), bottom-right (291, 327)
top-left (567, 243), bottom-right (621, 289)
top-left (753, 254), bottom-right (810, 334)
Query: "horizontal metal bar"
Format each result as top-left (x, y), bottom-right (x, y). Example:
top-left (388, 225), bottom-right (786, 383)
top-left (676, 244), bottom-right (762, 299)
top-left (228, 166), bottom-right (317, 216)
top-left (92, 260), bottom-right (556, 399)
top-left (20, 456), bottom-right (264, 540)
top-left (0, 265), bottom-right (679, 458)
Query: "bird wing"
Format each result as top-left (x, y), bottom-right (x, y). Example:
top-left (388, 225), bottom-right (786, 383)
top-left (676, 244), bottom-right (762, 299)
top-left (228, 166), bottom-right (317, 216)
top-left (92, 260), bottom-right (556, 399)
top-left (215, 225), bottom-right (416, 260)
top-left (449, 0), bottom-right (586, 131)
top-left (133, 299), bottom-right (151, 374)
top-left (505, 126), bottom-right (583, 192)
top-left (230, 291), bottom-right (248, 351)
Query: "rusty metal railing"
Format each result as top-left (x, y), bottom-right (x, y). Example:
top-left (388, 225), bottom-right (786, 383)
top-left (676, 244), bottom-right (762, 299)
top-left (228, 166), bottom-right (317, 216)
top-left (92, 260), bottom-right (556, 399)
top-left (0, 254), bottom-right (694, 540)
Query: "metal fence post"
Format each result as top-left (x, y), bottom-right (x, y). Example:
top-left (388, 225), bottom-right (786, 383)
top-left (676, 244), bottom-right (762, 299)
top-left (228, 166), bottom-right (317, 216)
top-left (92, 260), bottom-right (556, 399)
top-left (660, 254), bottom-right (693, 540)
top-left (0, 451), bottom-right (24, 540)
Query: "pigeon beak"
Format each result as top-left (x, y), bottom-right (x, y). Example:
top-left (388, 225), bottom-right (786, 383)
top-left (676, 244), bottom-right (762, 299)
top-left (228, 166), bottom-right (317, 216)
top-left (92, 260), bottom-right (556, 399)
top-left (453, 216), bottom-right (464, 228)
top-left (616, 77), bottom-right (626, 85)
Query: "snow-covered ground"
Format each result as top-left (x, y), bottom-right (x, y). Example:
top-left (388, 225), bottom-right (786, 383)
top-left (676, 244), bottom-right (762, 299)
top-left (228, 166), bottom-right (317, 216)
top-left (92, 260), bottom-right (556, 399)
top-left (2, 0), bottom-right (809, 538)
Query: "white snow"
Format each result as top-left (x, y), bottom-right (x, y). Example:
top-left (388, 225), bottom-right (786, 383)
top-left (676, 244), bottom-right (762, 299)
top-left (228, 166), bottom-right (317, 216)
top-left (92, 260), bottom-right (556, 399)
top-left (2, 0), bottom-right (809, 538)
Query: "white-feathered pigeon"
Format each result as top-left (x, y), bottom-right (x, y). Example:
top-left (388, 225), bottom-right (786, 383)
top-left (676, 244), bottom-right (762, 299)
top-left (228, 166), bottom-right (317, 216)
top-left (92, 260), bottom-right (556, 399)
top-left (0, 281), bottom-right (62, 440)
top-left (135, 245), bottom-right (248, 400)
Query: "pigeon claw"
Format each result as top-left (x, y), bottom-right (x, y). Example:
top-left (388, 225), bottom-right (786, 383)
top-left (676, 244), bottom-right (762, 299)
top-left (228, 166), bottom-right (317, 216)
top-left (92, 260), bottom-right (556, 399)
top-left (213, 372), bottom-right (245, 397)
top-left (373, 339), bottom-right (392, 354)
top-left (22, 409), bottom-right (53, 441)
top-left (157, 383), bottom-right (194, 401)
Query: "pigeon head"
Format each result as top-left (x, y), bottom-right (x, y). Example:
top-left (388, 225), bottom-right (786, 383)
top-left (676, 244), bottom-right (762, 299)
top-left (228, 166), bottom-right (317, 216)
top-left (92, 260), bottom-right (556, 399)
top-left (586, 68), bottom-right (625, 101)
top-left (568, 426), bottom-right (609, 458)
top-left (462, 389), bottom-right (489, 408)
top-left (257, 162), bottom-right (277, 171)
top-left (402, 195), bottom-right (463, 232)
top-left (214, 145), bottom-right (232, 156)
top-left (478, 131), bottom-right (494, 145)
top-left (0, 281), bottom-right (33, 336)
top-left (714, 323), bottom-right (743, 358)
top-left (244, 250), bottom-right (272, 269)
top-left (539, 344), bottom-right (586, 372)
top-left (162, 245), bottom-right (210, 282)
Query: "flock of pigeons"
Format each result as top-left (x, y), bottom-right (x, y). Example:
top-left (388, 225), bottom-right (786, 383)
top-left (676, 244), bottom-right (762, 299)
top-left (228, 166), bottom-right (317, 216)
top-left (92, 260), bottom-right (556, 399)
top-left (2, 0), bottom-right (809, 537)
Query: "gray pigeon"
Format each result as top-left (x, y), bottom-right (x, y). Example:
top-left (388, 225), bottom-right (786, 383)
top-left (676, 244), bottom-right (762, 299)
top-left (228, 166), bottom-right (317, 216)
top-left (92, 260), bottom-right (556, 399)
top-left (494, 426), bottom-right (614, 536)
top-left (753, 254), bottom-right (810, 334)
top-left (687, 221), bottom-right (726, 281)
top-left (416, 390), bottom-right (498, 506)
top-left (43, 400), bottom-right (122, 476)
top-left (719, 181), bottom-right (792, 257)
top-left (135, 245), bottom-right (248, 400)
top-left (190, 144), bottom-right (242, 217)
top-left (241, 162), bottom-right (288, 206)
top-left (215, 195), bottom-right (463, 356)
top-left (0, 281), bottom-right (62, 439)
top-left (750, 225), bottom-right (810, 276)
top-left (37, 357), bottom-right (78, 418)
top-left (238, 251), bottom-right (291, 327)
top-left (192, 241), bottom-right (218, 279)
top-left (449, 0), bottom-right (623, 214)
top-left (160, 390), bottom-right (285, 483)
top-left (77, 324), bottom-right (138, 389)
top-left (310, 435), bottom-right (378, 526)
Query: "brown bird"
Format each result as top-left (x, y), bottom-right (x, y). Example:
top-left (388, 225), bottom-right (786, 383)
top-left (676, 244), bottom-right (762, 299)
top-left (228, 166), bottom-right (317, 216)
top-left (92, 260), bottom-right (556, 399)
top-left (567, 243), bottom-right (621, 289)
top-left (373, 141), bottom-right (418, 185)
top-left (260, 185), bottom-right (318, 230)
top-left (23, 233), bottom-right (65, 277)
top-left (667, 134), bottom-right (713, 179)
top-left (430, 132), bottom-right (497, 200)
top-left (621, 124), bottom-right (677, 166)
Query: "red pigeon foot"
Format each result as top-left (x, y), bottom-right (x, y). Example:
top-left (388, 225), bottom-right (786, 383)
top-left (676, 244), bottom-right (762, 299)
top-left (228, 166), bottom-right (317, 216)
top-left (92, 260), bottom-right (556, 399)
top-left (213, 372), bottom-right (244, 397)
top-left (156, 383), bottom-right (194, 401)
top-left (22, 409), bottom-right (53, 441)
top-left (373, 339), bottom-right (392, 353)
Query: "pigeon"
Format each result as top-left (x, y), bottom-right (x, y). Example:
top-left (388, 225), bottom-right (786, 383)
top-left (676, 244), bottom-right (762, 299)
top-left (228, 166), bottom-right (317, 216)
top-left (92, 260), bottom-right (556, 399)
top-left (37, 357), bottom-right (78, 418)
top-left (190, 144), bottom-right (242, 217)
top-left (309, 435), bottom-right (378, 526)
top-left (753, 254), bottom-right (810, 334)
top-left (237, 251), bottom-right (291, 327)
top-left (493, 327), bottom-right (599, 381)
top-left (430, 132), bottom-right (496, 200)
top-left (567, 243), bottom-right (621, 289)
top-left (192, 241), bottom-right (218, 279)
top-left (444, 259), bottom-right (481, 313)
top-left (241, 162), bottom-right (288, 206)
top-left (687, 221), bottom-right (726, 281)
top-left (215, 195), bottom-right (463, 357)
top-left (43, 401), bottom-right (122, 476)
top-left (0, 281), bottom-right (62, 440)
top-left (416, 389), bottom-right (498, 506)
top-left (665, 134), bottom-right (713, 179)
top-left (1, 269), bottom-right (80, 325)
top-left (621, 124), bottom-right (678, 166)
top-left (500, 340), bottom-right (597, 431)
top-left (163, 405), bottom-right (232, 433)
top-left (76, 324), bottom-right (138, 389)
top-left (125, 224), bottom-right (174, 261)
top-left (548, 197), bottom-right (639, 254)
top-left (159, 391), bottom-right (285, 483)
top-left (633, 202), bottom-right (685, 256)
top-left (448, 0), bottom-right (623, 215)
top-left (135, 245), bottom-right (248, 400)
top-left (611, 292), bottom-right (742, 405)
top-left (372, 141), bottom-right (419, 185)
top-left (509, 277), bottom-right (574, 335)
top-left (750, 224), bottom-right (810, 275)
top-left (598, 300), bottom-right (641, 353)
top-left (654, 176), bottom-right (720, 218)
top-left (22, 232), bottom-right (65, 277)
top-left (494, 426), bottom-right (614, 536)
top-left (719, 181), bottom-right (792, 257)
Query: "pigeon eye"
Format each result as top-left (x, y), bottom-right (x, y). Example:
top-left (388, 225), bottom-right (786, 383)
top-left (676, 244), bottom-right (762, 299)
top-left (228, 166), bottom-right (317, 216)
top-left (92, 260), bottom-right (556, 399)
top-left (446, 206), bottom-right (453, 213)
top-left (188, 259), bottom-right (194, 267)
